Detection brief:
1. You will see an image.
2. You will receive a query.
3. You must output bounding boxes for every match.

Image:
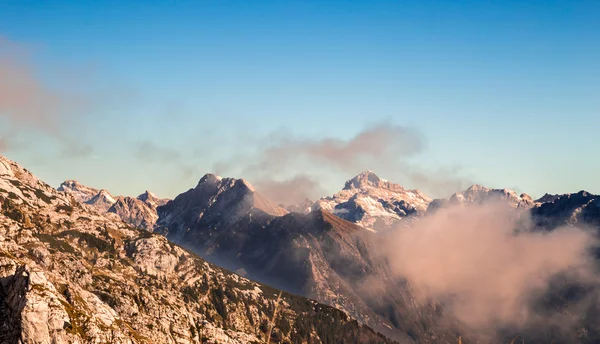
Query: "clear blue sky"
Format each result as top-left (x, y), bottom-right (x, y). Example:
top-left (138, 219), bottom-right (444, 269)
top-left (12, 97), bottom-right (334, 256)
top-left (0, 0), bottom-right (598, 199)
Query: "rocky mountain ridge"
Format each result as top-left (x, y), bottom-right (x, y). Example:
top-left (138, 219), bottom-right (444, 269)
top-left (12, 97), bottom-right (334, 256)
top-left (0, 155), bottom-right (395, 344)
top-left (27, 163), bottom-right (600, 343)
top-left (156, 173), bottom-right (467, 343)
top-left (57, 180), bottom-right (169, 231)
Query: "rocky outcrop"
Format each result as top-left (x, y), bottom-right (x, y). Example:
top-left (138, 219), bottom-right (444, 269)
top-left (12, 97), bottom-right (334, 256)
top-left (0, 265), bottom-right (72, 344)
top-left (108, 197), bottom-right (158, 231)
top-left (57, 180), bottom-right (100, 204)
top-left (85, 189), bottom-right (117, 212)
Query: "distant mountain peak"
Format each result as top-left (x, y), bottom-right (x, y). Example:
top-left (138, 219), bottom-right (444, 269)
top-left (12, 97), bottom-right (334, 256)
top-left (344, 171), bottom-right (388, 190)
top-left (138, 190), bottom-right (156, 200)
top-left (57, 179), bottom-right (101, 204)
top-left (59, 179), bottom-right (83, 188)
top-left (198, 173), bottom-right (223, 185)
top-left (85, 189), bottom-right (117, 212)
top-left (447, 184), bottom-right (536, 209)
top-left (315, 171), bottom-right (430, 230)
top-left (97, 189), bottom-right (113, 197)
top-left (465, 184), bottom-right (488, 192)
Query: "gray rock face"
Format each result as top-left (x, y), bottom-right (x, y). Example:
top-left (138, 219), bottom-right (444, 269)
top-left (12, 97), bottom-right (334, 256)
top-left (531, 190), bottom-right (600, 230)
top-left (1, 155), bottom-right (394, 344)
top-left (156, 174), bottom-right (288, 241)
top-left (108, 197), bottom-right (158, 231)
top-left (0, 265), bottom-right (71, 344)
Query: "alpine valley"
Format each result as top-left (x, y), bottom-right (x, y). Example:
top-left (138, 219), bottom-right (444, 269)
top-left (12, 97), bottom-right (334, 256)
top-left (2, 155), bottom-right (600, 344)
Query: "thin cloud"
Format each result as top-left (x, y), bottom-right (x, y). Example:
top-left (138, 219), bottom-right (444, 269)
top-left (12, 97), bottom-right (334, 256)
top-left (132, 141), bottom-right (196, 180)
top-left (0, 36), bottom-right (101, 159)
top-left (253, 175), bottom-right (325, 205)
top-left (214, 122), bottom-right (469, 204)
top-left (0, 37), bottom-right (65, 132)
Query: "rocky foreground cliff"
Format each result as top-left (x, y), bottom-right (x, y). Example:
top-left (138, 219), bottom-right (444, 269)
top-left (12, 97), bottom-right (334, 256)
top-left (0, 155), bottom-right (395, 344)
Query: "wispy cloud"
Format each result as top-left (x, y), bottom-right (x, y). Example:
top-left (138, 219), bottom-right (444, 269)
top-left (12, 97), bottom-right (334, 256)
top-left (214, 122), bottom-right (470, 204)
top-left (0, 36), bottom-right (94, 158)
top-left (132, 141), bottom-right (196, 180)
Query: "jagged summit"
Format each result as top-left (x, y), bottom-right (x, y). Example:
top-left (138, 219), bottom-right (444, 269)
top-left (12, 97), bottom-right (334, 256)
top-left (198, 173), bottom-right (223, 185)
top-left (137, 190), bottom-right (169, 208)
top-left (58, 179), bottom-right (101, 204)
top-left (344, 170), bottom-right (385, 190)
top-left (536, 193), bottom-right (562, 203)
top-left (157, 174), bottom-right (287, 240)
top-left (0, 155), bottom-right (65, 209)
top-left (137, 190), bottom-right (156, 201)
top-left (447, 184), bottom-right (536, 209)
top-left (532, 190), bottom-right (600, 229)
top-left (58, 179), bottom-right (84, 189)
top-left (315, 171), bottom-right (431, 230)
top-left (85, 189), bottom-right (117, 212)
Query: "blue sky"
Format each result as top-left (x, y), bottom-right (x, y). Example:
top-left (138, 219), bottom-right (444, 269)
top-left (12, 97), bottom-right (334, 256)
top-left (0, 0), bottom-right (598, 200)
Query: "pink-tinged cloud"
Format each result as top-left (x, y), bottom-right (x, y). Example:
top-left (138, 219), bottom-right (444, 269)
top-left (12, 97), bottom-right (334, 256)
top-left (378, 202), bottom-right (596, 331)
top-left (0, 37), bottom-right (63, 132)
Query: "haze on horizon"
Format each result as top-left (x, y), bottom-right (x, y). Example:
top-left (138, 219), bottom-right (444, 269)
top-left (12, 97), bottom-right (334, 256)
top-left (0, 0), bottom-right (598, 201)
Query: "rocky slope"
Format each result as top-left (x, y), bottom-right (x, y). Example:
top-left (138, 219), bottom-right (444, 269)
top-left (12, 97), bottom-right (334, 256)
top-left (107, 197), bottom-right (159, 231)
top-left (531, 190), bottom-right (600, 230)
top-left (0, 155), bottom-right (395, 344)
top-left (312, 171), bottom-right (431, 231)
top-left (85, 189), bottom-right (117, 212)
top-left (156, 174), bottom-right (468, 343)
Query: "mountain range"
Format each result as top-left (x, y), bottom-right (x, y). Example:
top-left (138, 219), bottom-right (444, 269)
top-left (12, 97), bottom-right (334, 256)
top-left (2, 153), bottom-right (600, 343)
top-left (0, 156), bottom-right (394, 344)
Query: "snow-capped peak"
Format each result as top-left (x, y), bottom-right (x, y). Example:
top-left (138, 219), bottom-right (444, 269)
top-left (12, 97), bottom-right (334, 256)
top-left (344, 171), bottom-right (385, 190)
top-left (449, 184), bottom-right (536, 209)
top-left (96, 189), bottom-right (116, 204)
top-left (137, 190), bottom-right (157, 202)
top-left (315, 171), bottom-right (431, 230)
